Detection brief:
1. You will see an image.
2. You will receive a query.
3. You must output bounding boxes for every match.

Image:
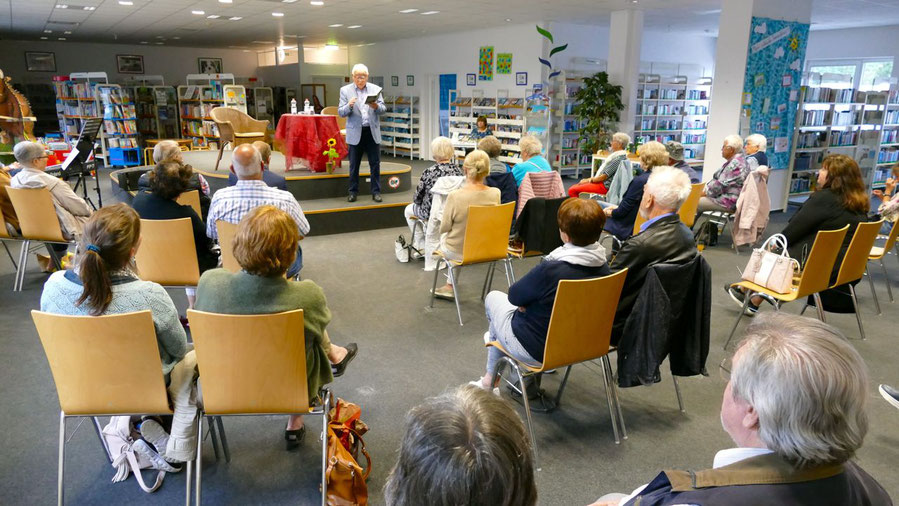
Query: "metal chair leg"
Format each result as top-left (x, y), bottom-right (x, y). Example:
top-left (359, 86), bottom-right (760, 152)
top-left (429, 257), bottom-right (442, 308)
top-left (866, 266), bottom-right (882, 315)
top-left (813, 293), bottom-right (826, 323)
top-left (58, 411), bottom-right (66, 506)
top-left (552, 366), bottom-right (573, 408)
top-left (92, 417), bottom-right (112, 463)
top-left (673, 375), bottom-right (685, 413)
top-left (881, 258), bottom-right (894, 302)
top-left (207, 416), bottom-right (221, 461)
top-left (481, 262), bottom-right (495, 301)
top-left (799, 302), bottom-right (809, 316)
top-left (2, 240), bottom-right (16, 269)
top-left (504, 258), bottom-right (514, 286)
top-left (849, 284), bottom-right (865, 341)
top-left (14, 240), bottom-right (28, 292)
top-left (447, 265), bottom-right (463, 326)
top-left (321, 394), bottom-right (330, 506)
top-left (508, 360), bottom-right (538, 468)
top-left (724, 293), bottom-right (750, 350)
top-left (215, 417), bottom-right (230, 463)
top-left (598, 356), bottom-right (621, 444)
top-left (603, 355), bottom-right (627, 440)
top-left (195, 415), bottom-right (203, 505)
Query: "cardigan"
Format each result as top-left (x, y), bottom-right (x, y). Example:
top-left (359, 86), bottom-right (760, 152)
top-left (194, 269), bottom-right (333, 402)
top-left (439, 186), bottom-right (501, 255)
top-left (412, 161), bottom-right (463, 221)
top-left (132, 191), bottom-right (220, 273)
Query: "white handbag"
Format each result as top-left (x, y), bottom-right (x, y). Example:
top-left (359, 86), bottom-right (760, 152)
top-left (741, 234), bottom-right (799, 294)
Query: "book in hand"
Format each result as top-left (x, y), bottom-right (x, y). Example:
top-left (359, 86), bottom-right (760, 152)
top-left (364, 93), bottom-right (381, 105)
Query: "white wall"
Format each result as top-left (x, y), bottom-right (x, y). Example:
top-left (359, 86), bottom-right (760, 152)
top-left (0, 40), bottom-right (260, 86)
top-left (806, 25), bottom-right (899, 78)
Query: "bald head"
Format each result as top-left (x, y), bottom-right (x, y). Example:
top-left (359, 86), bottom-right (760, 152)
top-left (231, 144), bottom-right (263, 180)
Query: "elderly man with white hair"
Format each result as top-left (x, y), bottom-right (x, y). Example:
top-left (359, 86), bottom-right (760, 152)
top-left (692, 134), bottom-right (750, 242)
top-left (138, 139), bottom-right (211, 216)
top-left (205, 143), bottom-right (309, 277)
top-left (590, 313), bottom-right (891, 505)
top-left (339, 63), bottom-right (387, 202)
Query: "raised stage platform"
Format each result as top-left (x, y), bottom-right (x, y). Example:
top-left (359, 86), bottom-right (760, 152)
top-left (109, 149), bottom-right (415, 236)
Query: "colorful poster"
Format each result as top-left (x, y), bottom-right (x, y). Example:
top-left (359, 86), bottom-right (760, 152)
top-left (479, 46), bottom-right (494, 81)
top-left (497, 53), bottom-right (512, 74)
top-left (743, 16), bottom-right (809, 170)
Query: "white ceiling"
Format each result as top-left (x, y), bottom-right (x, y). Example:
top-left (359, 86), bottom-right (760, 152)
top-left (1, 0), bottom-right (899, 49)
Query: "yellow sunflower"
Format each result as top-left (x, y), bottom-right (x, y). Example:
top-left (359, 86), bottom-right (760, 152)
top-left (327, 138), bottom-right (337, 147)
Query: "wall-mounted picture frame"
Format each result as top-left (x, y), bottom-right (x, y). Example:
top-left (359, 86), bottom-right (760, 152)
top-left (116, 54), bottom-right (144, 74)
top-left (466, 73), bottom-right (476, 86)
top-left (407, 75), bottom-right (414, 86)
top-left (391, 75), bottom-right (399, 87)
top-left (198, 57), bottom-right (223, 74)
top-left (25, 51), bottom-right (56, 72)
top-left (516, 72), bottom-right (528, 86)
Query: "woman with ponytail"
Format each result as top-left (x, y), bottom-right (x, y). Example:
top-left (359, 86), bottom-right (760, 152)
top-left (40, 204), bottom-right (199, 465)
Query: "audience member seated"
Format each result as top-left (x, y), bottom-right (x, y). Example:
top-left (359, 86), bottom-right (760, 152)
top-left (479, 135), bottom-right (509, 175)
top-left (403, 136), bottom-right (462, 252)
top-left (433, 149), bottom-right (501, 299)
top-left (132, 161), bottom-right (220, 308)
top-left (0, 161), bottom-right (19, 234)
top-left (471, 198), bottom-right (609, 392)
top-left (692, 134), bottom-right (750, 242)
top-left (470, 115), bottom-right (493, 140)
top-left (880, 384), bottom-right (899, 411)
top-left (609, 167), bottom-right (697, 341)
top-left (384, 385), bottom-right (537, 506)
top-left (727, 154), bottom-right (868, 315)
top-left (512, 135), bottom-right (552, 186)
top-left (40, 204), bottom-right (198, 465)
top-left (602, 141), bottom-right (669, 241)
top-left (871, 162), bottom-right (898, 224)
top-left (138, 140), bottom-right (211, 218)
top-left (568, 132), bottom-right (631, 198)
top-left (665, 140), bottom-right (700, 183)
top-left (744, 133), bottom-right (769, 170)
top-left (479, 136), bottom-right (518, 206)
top-left (195, 205), bottom-right (357, 450)
top-left (227, 141), bottom-right (287, 190)
top-left (591, 313), bottom-right (891, 506)
top-left (206, 144), bottom-right (310, 278)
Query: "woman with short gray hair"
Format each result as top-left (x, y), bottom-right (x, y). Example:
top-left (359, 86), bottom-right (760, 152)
top-left (511, 135), bottom-right (552, 186)
top-left (403, 136), bottom-right (463, 251)
top-left (744, 133), bottom-right (768, 170)
top-left (692, 134), bottom-right (749, 242)
top-left (568, 131), bottom-right (631, 198)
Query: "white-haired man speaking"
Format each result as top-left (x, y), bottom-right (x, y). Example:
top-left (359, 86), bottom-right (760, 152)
top-left (339, 63), bottom-right (387, 202)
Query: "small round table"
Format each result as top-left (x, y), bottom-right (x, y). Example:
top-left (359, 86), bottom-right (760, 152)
top-left (275, 114), bottom-right (348, 172)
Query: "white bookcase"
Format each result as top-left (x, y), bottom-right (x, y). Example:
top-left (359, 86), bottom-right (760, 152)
top-left (550, 74), bottom-right (590, 177)
top-left (871, 86), bottom-right (899, 190)
top-left (248, 87), bottom-right (274, 127)
top-left (223, 85), bottom-right (248, 114)
top-left (381, 95), bottom-right (420, 159)
top-left (634, 74), bottom-right (712, 163)
top-left (448, 89), bottom-right (526, 164)
top-left (97, 84), bottom-right (141, 166)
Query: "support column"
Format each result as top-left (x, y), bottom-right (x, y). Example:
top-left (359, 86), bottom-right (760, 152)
top-left (607, 9), bottom-right (644, 137)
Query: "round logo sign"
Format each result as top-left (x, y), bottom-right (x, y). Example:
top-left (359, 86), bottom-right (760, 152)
top-left (388, 176), bottom-right (401, 189)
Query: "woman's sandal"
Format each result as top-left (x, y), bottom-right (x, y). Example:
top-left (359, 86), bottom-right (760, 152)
top-left (285, 426), bottom-right (306, 451)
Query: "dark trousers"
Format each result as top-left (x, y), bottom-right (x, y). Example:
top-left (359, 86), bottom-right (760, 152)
top-left (348, 126), bottom-right (381, 195)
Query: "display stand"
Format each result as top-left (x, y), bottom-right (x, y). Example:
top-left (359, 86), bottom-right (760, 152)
top-left (134, 86), bottom-right (179, 139)
top-left (525, 86), bottom-right (551, 165)
top-left (97, 84), bottom-right (141, 167)
top-left (551, 73), bottom-right (589, 176)
top-left (248, 87), bottom-right (274, 127)
top-left (223, 84), bottom-right (248, 114)
top-left (381, 95), bottom-right (420, 159)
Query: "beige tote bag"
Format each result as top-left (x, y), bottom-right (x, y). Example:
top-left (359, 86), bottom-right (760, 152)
top-left (741, 234), bottom-right (799, 294)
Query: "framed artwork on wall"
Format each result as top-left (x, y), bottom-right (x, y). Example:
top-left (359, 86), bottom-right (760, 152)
top-left (516, 72), bottom-right (528, 86)
top-left (391, 75), bottom-right (399, 86)
top-left (116, 54), bottom-right (144, 74)
top-left (407, 75), bottom-right (415, 86)
top-left (25, 52), bottom-right (56, 72)
top-left (466, 73), bottom-right (476, 86)
top-left (198, 57), bottom-right (223, 74)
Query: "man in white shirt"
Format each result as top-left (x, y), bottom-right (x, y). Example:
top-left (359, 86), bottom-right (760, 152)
top-left (591, 313), bottom-right (890, 506)
top-left (338, 63), bottom-right (386, 203)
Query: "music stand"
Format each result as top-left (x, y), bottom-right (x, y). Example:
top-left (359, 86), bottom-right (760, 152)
top-left (60, 117), bottom-right (104, 209)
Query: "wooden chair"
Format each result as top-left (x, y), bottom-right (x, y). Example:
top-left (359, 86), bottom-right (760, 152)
top-left (175, 190), bottom-right (202, 217)
top-left (210, 107), bottom-right (267, 171)
top-left (320, 106), bottom-right (347, 134)
top-left (5, 187), bottom-right (71, 291)
top-left (799, 220), bottom-right (882, 340)
top-left (31, 310), bottom-right (191, 506)
top-left (632, 211), bottom-right (647, 236)
top-left (429, 202), bottom-right (516, 326)
top-left (215, 220), bottom-right (240, 273)
top-left (134, 218), bottom-right (200, 287)
top-left (724, 226), bottom-right (849, 349)
top-left (679, 183), bottom-right (704, 228)
top-left (867, 219), bottom-right (899, 311)
top-left (0, 210), bottom-right (20, 270)
top-left (187, 309), bottom-right (330, 506)
top-left (488, 269), bottom-right (629, 465)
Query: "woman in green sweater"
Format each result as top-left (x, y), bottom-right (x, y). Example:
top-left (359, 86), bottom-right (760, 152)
top-left (195, 205), bottom-right (357, 450)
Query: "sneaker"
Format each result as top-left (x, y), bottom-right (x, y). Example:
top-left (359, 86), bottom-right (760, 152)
top-left (138, 418), bottom-right (171, 460)
top-left (131, 438), bottom-right (181, 473)
top-left (483, 331), bottom-right (491, 345)
top-left (744, 303), bottom-right (759, 317)
top-left (467, 380), bottom-right (500, 396)
top-left (433, 285), bottom-right (455, 300)
top-left (879, 384), bottom-right (899, 410)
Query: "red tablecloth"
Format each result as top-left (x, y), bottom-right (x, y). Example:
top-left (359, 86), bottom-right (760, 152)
top-left (275, 114), bottom-right (348, 173)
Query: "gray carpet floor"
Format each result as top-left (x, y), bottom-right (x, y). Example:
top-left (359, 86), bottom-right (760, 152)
top-left (0, 157), bottom-right (896, 505)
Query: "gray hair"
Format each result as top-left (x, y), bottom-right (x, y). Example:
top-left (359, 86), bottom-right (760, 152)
top-left (644, 165), bottom-right (691, 211)
top-left (612, 132), bottom-right (631, 149)
top-left (518, 135), bottom-right (542, 157)
top-left (384, 385), bottom-right (537, 506)
top-left (429, 136), bottom-right (455, 162)
top-left (153, 140), bottom-right (182, 164)
top-left (13, 141), bottom-right (46, 165)
top-left (638, 141), bottom-right (669, 169)
top-left (231, 144), bottom-right (262, 179)
top-left (745, 134), bottom-right (767, 152)
top-left (478, 135), bottom-right (502, 158)
top-left (724, 134), bottom-right (744, 151)
top-left (352, 63), bottom-right (369, 76)
top-left (732, 313), bottom-right (869, 468)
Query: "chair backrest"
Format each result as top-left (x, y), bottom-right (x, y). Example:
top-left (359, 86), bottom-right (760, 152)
top-left (187, 309), bottom-right (309, 415)
top-left (216, 220), bottom-right (240, 272)
top-left (31, 310), bottom-right (172, 416)
top-left (679, 183), bottom-right (705, 227)
top-left (540, 269), bottom-right (628, 371)
top-left (795, 226), bottom-right (849, 297)
top-left (175, 190), bottom-right (202, 217)
top-left (833, 220), bottom-right (883, 286)
top-left (632, 211), bottom-right (646, 236)
top-left (210, 107), bottom-right (237, 143)
top-left (878, 219), bottom-right (899, 255)
top-left (5, 186), bottom-right (66, 242)
top-left (134, 218), bottom-right (200, 286)
top-left (322, 106), bottom-right (346, 130)
top-left (461, 202), bottom-right (515, 264)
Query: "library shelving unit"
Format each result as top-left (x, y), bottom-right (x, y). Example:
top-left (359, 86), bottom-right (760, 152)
top-left (448, 89), bottom-right (526, 165)
top-left (634, 74), bottom-right (712, 163)
top-left (381, 95), bottom-right (420, 159)
top-left (247, 87), bottom-right (275, 127)
top-left (870, 86), bottom-right (899, 190)
top-left (550, 74), bottom-right (589, 176)
top-left (52, 72), bottom-right (107, 155)
top-left (223, 85), bottom-right (248, 114)
top-left (97, 84), bottom-right (141, 167)
top-left (177, 74), bottom-right (233, 149)
top-left (449, 89), bottom-right (474, 159)
top-left (134, 86), bottom-right (179, 140)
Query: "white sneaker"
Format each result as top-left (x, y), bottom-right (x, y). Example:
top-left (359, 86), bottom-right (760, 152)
top-left (132, 439), bottom-right (181, 473)
top-left (483, 331), bottom-right (491, 345)
top-left (468, 380), bottom-right (500, 396)
top-left (139, 419), bottom-right (181, 471)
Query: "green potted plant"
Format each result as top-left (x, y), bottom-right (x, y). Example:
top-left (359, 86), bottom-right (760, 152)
top-left (572, 72), bottom-right (624, 156)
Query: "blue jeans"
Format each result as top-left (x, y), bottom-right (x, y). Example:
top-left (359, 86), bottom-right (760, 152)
top-left (287, 244), bottom-right (303, 278)
top-left (484, 291), bottom-right (541, 376)
top-left (347, 126), bottom-right (381, 195)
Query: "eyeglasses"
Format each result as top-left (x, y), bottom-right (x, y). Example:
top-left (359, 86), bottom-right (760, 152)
top-left (353, 74), bottom-right (367, 80)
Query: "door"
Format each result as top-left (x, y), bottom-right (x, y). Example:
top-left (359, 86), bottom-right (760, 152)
top-left (438, 74), bottom-right (457, 137)
top-left (312, 76), bottom-right (345, 107)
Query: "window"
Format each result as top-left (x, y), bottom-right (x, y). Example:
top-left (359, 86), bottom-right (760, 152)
top-left (860, 60), bottom-right (894, 90)
top-left (806, 58), bottom-right (895, 91)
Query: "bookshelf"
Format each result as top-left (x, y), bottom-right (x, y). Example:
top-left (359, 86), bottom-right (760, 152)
top-left (52, 72), bottom-right (107, 158)
top-left (870, 86), bottom-right (899, 190)
top-left (634, 74), bottom-right (712, 163)
top-left (247, 87), bottom-right (275, 127)
top-left (381, 95), bottom-right (421, 159)
top-left (97, 84), bottom-right (141, 167)
top-left (15, 82), bottom-right (57, 137)
top-left (448, 89), bottom-right (526, 164)
top-left (134, 86), bottom-right (179, 140)
top-left (177, 74), bottom-right (231, 149)
top-left (550, 74), bottom-right (590, 177)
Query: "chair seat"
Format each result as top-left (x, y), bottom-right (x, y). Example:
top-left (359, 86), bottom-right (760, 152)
top-left (234, 132), bottom-right (265, 138)
top-left (486, 340), bottom-right (545, 373)
top-left (730, 280), bottom-right (801, 302)
top-left (432, 249), bottom-right (463, 266)
top-left (870, 246), bottom-right (885, 259)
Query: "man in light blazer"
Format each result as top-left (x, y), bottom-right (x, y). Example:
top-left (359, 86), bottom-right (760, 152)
top-left (339, 63), bottom-right (387, 202)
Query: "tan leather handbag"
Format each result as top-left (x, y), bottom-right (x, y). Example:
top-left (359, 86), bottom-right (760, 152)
top-left (325, 397), bottom-right (371, 506)
top-left (742, 234), bottom-right (799, 294)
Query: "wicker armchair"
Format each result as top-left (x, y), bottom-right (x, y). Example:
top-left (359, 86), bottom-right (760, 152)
top-left (209, 107), bottom-right (267, 171)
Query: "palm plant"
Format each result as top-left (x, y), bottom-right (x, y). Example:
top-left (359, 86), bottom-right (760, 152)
top-left (572, 72), bottom-right (624, 155)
